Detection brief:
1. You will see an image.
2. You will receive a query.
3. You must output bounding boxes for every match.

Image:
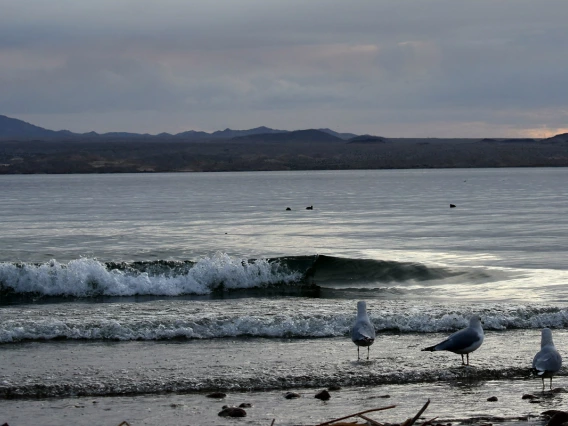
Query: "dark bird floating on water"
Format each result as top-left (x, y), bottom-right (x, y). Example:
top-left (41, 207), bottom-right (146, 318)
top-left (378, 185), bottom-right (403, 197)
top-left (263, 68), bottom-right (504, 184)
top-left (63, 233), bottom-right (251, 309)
top-left (422, 316), bottom-right (484, 365)
top-left (306, 205), bottom-right (313, 210)
top-left (351, 301), bottom-right (376, 360)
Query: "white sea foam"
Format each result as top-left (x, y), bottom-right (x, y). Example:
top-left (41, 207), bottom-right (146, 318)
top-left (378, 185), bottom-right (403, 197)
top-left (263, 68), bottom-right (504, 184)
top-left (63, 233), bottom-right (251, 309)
top-left (0, 315), bottom-right (349, 343)
top-left (0, 253), bottom-right (302, 297)
top-left (2, 299), bottom-right (568, 343)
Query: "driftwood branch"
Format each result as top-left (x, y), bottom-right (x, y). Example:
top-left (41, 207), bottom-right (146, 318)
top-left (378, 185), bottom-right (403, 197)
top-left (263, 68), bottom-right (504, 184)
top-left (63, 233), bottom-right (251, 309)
top-left (401, 399), bottom-right (430, 426)
top-left (420, 417), bottom-right (439, 426)
top-left (316, 405), bottom-right (397, 426)
top-left (358, 413), bottom-right (384, 425)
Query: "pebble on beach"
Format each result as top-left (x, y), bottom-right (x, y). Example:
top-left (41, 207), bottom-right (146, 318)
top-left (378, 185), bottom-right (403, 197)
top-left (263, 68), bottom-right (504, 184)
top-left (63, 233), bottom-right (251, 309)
top-left (522, 394), bottom-right (539, 400)
top-left (542, 410), bottom-right (566, 418)
top-left (544, 411), bottom-right (568, 426)
top-left (314, 390), bottom-right (331, 401)
top-left (487, 396), bottom-right (498, 402)
top-left (218, 407), bottom-right (247, 417)
top-left (206, 392), bottom-right (227, 399)
top-left (239, 403), bottom-right (253, 408)
top-left (328, 385), bottom-right (341, 391)
top-left (285, 392), bottom-right (301, 399)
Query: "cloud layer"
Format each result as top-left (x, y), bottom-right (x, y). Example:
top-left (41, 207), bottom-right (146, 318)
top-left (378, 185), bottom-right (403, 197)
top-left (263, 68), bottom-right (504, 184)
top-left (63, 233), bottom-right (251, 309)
top-left (2, 0), bottom-right (568, 137)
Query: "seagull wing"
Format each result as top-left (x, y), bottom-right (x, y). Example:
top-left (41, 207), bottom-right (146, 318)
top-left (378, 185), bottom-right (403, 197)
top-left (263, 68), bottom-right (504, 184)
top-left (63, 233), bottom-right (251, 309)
top-left (432, 327), bottom-right (481, 352)
top-left (351, 320), bottom-right (376, 342)
top-left (533, 348), bottom-right (562, 375)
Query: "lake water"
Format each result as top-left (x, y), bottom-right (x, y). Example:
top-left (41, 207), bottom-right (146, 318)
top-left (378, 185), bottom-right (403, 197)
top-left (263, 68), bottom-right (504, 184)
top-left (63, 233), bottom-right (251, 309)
top-left (1, 168), bottom-right (568, 425)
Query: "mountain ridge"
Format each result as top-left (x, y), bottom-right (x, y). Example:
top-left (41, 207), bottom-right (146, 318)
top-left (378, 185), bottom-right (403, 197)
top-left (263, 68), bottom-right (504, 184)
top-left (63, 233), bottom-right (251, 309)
top-left (230, 129), bottom-right (345, 143)
top-left (3, 114), bottom-right (568, 175)
top-left (0, 114), bottom-right (356, 141)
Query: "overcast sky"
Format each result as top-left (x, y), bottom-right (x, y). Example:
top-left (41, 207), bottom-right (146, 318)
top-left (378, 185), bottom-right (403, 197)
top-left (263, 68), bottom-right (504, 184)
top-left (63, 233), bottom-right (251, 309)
top-left (2, 0), bottom-right (567, 137)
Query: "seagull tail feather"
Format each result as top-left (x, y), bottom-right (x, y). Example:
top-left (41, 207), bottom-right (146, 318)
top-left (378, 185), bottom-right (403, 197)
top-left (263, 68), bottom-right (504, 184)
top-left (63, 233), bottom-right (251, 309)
top-left (422, 345), bottom-right (437, 352)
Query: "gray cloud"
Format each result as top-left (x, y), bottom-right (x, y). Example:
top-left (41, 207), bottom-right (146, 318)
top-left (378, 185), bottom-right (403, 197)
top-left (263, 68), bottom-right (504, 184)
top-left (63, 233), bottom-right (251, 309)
top-left (1, 0), bottom-right (568, 136)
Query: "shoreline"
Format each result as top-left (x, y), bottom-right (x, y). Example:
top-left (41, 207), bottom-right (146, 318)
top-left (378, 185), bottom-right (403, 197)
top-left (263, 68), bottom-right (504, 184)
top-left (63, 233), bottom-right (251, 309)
top-left (1, 137), bottom-right (568, 174)
top-left (0, 379), bottom-right (555, 426)
top-left (2, 332), bottom-right (566, 399)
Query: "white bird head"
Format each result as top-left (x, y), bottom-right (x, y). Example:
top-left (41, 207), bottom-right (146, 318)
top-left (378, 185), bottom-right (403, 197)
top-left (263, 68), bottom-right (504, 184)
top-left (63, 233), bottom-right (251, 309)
top-left (469, 316), bottom-right (483, 328)
top-left (541, 328), bottom-right (554, 347)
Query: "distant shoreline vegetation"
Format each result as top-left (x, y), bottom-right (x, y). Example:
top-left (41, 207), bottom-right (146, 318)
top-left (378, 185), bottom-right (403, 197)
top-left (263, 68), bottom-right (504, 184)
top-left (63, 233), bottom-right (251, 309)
top-left (1, 114), bottom-right (568, 174)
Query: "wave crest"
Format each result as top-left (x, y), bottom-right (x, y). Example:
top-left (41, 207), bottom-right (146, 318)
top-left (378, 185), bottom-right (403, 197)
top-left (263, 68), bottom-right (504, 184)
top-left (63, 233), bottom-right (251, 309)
top-left (0, 253), bottom-right (303, 297)
top-left (3, 302), bottom-right (568, 343)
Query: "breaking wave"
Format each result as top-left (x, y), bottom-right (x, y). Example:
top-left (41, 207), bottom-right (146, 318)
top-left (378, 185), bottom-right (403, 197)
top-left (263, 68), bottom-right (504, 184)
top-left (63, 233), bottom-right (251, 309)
top-left (0, 254), bottom-right (464, 299)
top-left (2, 300), bottom-right (568, 343)
top-left (0, 253), bottom-right (303, 298)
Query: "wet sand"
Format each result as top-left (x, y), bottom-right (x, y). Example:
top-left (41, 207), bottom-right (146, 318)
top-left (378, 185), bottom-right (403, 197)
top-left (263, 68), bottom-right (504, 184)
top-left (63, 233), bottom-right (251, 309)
top-left (2, 331), bottom-right (565, 397)
top-left (0, 380), bottom-right (557, 426)
top-left (1, 331), bottom-right (566, 425)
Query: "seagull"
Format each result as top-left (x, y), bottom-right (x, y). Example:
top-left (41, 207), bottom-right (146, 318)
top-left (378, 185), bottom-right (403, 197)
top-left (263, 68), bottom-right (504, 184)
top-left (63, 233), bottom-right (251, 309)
top-left (532, 328), bottom-right (562, 390)
top-left (351, 301), bottom-right (376, 360)
top-left (422, 316), bottom-right (484, 365)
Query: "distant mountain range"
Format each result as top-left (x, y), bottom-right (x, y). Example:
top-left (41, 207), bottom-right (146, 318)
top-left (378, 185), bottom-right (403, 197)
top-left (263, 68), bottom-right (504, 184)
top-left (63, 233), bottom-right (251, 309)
top-left (4, 113), bottom-right (567, 146)
top-left (2, 113), bottom-right (568, 174)
top-left (0, 114), bottom-right (359, 142)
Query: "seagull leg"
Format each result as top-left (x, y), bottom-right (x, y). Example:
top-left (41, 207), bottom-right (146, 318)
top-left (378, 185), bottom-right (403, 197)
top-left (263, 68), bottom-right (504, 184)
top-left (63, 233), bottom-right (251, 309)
top-left (357, 346), bottom-right (360, 360)
top-left (541, 378), bottom-right (545, 391)
top-left (461, 354), bottom-right (465, 365)
top-left (550, 377), bottom-right (553, 390)
top-left (367, 346), bottom-right (370, 360)
top-left (466, 353), bottom-right (470, 366)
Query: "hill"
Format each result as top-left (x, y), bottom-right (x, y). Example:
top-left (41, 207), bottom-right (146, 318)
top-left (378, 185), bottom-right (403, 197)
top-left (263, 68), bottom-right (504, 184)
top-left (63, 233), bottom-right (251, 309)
top-left (0, 114), bottom-right (293, 141)
top-left (230, 129), bottom-right (344, 143)
top-left (0, 115), bottom-right (71, 139)
top-left (318, 128), bottom-right (358, 140)
top-left (541, 133), bottom-right (568, 143)
top-left (347, 135), bottom-right (387, 144)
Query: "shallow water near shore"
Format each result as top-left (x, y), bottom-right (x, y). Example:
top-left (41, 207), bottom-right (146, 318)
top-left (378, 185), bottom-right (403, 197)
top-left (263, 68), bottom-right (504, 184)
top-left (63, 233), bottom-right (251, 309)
top-left (1, 169), bottom-right (568, 425)
top-left (1, 331), bottom-right (566, 424)
top-left (0, 379), bottom-right (558, 426)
